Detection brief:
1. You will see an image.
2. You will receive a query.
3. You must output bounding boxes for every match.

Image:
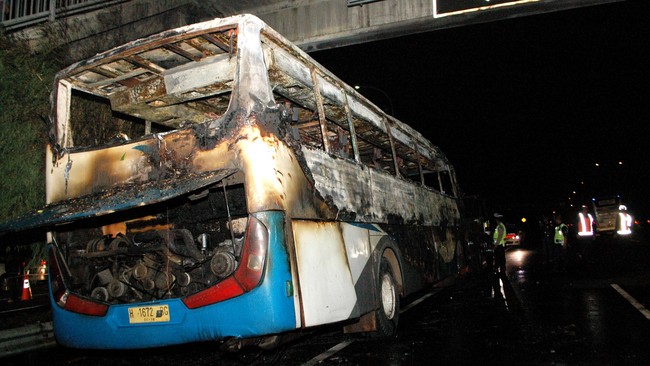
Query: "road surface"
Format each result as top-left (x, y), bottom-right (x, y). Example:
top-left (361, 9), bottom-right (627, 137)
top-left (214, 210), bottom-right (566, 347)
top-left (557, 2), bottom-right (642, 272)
top-left (3, 234), bottom-right (650, 365)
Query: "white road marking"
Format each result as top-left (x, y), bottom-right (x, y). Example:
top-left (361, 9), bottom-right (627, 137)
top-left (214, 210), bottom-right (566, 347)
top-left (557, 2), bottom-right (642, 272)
top-left (400, 289), bottom-right (439, 314)
top-left (302, 340), bottom-right (353, 366)
top-left (611, 283), bottom-right (650, 320)
top-left (302, 288), bottom-right (438, 365)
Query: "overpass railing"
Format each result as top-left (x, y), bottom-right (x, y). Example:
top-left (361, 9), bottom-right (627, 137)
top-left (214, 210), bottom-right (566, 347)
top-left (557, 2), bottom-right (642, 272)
top-left (1, 0), bottom-right (128, 31)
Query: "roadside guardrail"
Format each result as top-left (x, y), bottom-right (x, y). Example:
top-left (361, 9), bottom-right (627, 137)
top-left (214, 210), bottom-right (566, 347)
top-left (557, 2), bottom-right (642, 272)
top-left (0, 321), bottom-right (56, 358)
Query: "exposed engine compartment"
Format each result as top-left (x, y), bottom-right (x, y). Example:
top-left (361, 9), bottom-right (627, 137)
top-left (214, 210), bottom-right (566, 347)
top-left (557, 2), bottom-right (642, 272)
top-left (54, 182), bottom-right (250, 304)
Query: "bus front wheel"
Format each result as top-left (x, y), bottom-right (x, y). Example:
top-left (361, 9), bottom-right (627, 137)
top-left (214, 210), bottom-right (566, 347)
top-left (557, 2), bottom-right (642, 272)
top-left (375, 257), bottom-right (399, 337)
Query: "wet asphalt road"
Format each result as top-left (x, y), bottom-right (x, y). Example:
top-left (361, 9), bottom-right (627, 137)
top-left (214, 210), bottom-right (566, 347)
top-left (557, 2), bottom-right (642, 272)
top-left (4, 234), bottom-right (650, 365)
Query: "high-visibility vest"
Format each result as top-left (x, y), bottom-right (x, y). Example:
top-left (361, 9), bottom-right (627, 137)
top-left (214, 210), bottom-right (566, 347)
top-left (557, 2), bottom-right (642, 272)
top-left (578, 212), bottom-right (594, 236)
top-left (617, 212), bottom-right (632, 235)
top-left (554, 224), bottom-right (567, 244)
top-left (493, 222), bottom-right (506, 246)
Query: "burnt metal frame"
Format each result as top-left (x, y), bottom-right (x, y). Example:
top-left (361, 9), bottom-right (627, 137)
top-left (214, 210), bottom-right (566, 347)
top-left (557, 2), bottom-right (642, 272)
top-left (43, 14), bottom-right (461, 225)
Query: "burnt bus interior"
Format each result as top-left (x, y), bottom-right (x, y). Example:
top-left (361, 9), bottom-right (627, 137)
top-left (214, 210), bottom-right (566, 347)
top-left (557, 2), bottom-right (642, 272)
top-left (50, 22), bottom-right (458, 305)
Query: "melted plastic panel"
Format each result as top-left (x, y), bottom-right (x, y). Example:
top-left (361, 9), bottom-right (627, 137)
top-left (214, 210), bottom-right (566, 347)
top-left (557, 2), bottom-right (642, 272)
top-left (55, 182), bottom-right (251, 304)
top-left (292, 220), bottom-right (357, 326)
top-left (5, 169), bottom-right (235, 232)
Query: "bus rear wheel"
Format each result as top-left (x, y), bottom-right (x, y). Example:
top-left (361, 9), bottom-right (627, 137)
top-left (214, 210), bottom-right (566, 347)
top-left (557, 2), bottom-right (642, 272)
top-left (375, 257), bottom-right (399, 337)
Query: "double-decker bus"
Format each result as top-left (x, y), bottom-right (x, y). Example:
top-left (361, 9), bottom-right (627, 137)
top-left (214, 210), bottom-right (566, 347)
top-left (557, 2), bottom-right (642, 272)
top-left (0, 14), bottom-right (462, 349)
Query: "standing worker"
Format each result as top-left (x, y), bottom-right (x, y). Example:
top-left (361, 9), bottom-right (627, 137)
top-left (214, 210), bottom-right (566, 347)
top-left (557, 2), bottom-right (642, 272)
top-left (577, 204), bottom-right (595, 263)
top-left (553, 214), bottom-right (569, 272)
top-left (577, 205), bottom-right (595, 237)
top-left (616, 205), bottom-right (632, 236)
top-left (493, 213), bottom-right (506, 276)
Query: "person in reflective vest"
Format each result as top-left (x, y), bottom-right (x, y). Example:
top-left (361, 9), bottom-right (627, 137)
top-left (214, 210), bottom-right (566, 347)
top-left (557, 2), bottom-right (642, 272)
top-left (577, 205), bottom-right (594, 237)
top-left (617, 205), bottom-right (632, 236)
top-left (493, 213), bottom-right (506, 275)
top-left (553, 214), bottom-right (568, 272)
top-left (576, 205), bottom-right (595, 264)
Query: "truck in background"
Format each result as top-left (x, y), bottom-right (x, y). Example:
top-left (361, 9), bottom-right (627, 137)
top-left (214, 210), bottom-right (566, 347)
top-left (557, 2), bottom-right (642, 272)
top-left (591, 196), bottom-right (633, 236)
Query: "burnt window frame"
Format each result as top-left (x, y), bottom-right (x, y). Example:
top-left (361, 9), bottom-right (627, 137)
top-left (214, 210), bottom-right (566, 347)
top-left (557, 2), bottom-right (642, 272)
top-left (54, 26), bottom-right (239, 150)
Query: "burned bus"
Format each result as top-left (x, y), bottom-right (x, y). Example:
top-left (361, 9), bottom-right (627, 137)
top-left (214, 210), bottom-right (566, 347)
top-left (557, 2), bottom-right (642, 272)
top-left (0, 15), bottom-right (462, 349)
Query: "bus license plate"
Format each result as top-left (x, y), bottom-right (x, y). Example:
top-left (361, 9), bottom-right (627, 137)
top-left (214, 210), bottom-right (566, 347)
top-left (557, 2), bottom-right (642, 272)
top-left (128, 305), bottom-right (170, 324)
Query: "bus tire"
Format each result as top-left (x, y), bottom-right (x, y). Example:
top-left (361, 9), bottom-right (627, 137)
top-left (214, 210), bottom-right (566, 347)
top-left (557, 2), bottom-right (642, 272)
top-left (375, 257), bottom-right (399, 337)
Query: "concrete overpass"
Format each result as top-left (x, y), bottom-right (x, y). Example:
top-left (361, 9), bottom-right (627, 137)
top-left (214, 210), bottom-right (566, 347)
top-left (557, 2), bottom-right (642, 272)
top-left (8, 0), bottom-right (622, 61)
top-left (206, 0), bottom-right (622, 52)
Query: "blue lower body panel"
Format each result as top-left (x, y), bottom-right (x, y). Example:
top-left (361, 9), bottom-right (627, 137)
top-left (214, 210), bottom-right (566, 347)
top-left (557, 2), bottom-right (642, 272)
top-left (52, 211), bottom-right (297, 349)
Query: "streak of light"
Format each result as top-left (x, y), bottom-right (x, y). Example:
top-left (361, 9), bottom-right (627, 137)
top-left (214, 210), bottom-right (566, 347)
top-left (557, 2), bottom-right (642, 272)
top-left (434, 0), bottom-right (540, 18)
top-left (509, 249), bottom-right (529, 267)
top-left (499, 277), bottom-right (508, 311)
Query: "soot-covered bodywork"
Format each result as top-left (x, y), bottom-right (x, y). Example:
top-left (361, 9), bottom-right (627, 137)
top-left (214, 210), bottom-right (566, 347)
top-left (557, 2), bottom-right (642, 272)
top-left (1, 14), bottom-right (462, 348)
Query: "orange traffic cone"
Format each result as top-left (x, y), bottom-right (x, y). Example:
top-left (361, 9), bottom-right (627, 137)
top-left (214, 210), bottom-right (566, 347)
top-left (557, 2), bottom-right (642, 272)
top-left (21, 274), bottom-right (32, 301)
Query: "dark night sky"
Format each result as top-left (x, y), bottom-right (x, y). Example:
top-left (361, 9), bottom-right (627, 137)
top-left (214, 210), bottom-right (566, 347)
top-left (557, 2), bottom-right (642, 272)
top-left (311, 1), bottom-right (649, 219)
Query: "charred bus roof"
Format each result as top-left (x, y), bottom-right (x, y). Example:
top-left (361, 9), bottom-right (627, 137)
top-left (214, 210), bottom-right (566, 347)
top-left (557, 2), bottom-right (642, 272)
top-left (48, 14), bottom-right (453, 171)
top-left (2, 14), bottom-right (457, 232)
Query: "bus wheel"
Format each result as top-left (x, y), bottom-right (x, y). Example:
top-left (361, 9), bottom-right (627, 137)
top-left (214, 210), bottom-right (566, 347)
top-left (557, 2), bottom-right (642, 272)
top-left (375, 257), bottom-right (399, 337)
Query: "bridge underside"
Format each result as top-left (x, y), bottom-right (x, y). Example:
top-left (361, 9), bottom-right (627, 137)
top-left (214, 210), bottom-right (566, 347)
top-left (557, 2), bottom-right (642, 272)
top-left (9, 0), bottom-right (621, 61)
top-left (207, 0), bottom-right (621, 52)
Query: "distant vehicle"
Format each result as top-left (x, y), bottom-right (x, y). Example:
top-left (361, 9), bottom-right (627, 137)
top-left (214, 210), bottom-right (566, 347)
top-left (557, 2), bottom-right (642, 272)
top-left (503, 224), bottom-right (522, 246)
top-left (504, 232), bottom-right (520, 246)
top-left (592, 196), bottom-right (633, 236)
